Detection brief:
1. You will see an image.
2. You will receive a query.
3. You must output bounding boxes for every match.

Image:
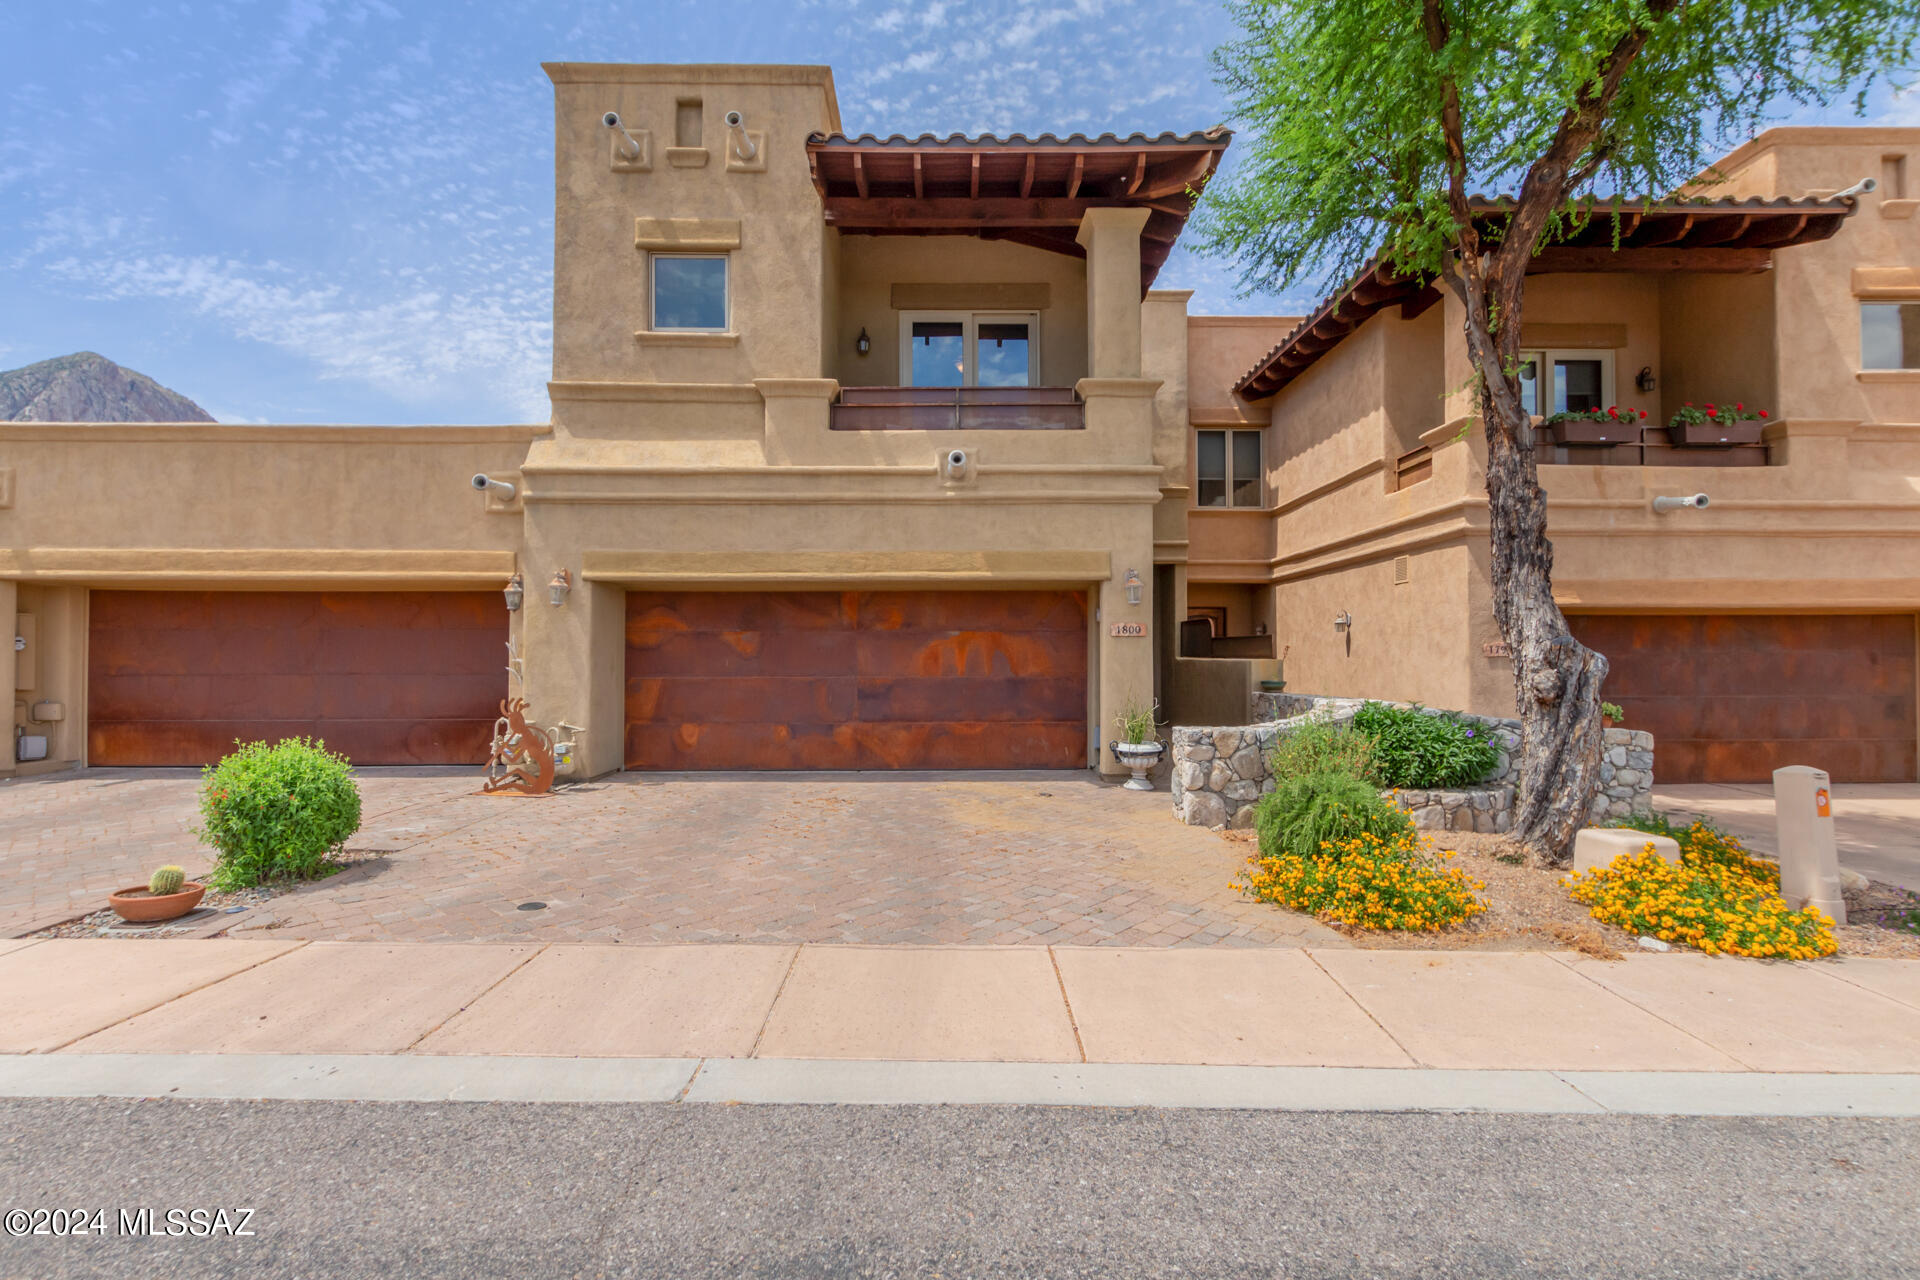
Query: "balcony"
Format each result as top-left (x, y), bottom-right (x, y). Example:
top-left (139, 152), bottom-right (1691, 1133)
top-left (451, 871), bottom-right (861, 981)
top-left (830, 386), bottom-right (1085, 431)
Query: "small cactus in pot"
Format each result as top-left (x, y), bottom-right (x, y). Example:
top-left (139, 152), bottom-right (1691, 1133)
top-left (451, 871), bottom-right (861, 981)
top-left (110, 865), bottom-right (205, 923)
top-left (148, 865), bottom-right (187, 896)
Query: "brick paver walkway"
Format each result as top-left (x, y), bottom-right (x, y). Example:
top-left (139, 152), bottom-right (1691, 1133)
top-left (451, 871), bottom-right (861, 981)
top-left (0, 769), bottom-right (1338, 947)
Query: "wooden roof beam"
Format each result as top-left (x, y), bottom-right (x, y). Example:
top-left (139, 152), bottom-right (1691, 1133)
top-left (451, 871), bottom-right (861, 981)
top-left (969, 152), bottom-right (980, 199)
top-left (1019, 153), bottom-right (1034, 199)
top-left (1126, 151), bottom-right (1147, 195)
top-left (912, 152), bottom-right (924, 199)
top-left (851, 152), bottom-right (868, 199)
top-left (1066, 154), bottom-right (1084, 199)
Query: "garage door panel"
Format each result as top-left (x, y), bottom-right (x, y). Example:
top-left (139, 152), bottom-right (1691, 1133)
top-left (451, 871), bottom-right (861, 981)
top-left (628, 676), bottom-right (859, 725)
top-left (854, 630), bottom-right (1085, 680)
top-left (92, 674), bottom-right (323, 722)
top-left (1572, 613), bottom-right (1916, 783)
top-left (625, 722), bottom-right (863, 771)
top-left (626, 589), bottom-right (1088, 770)
top-left (856, 591), bottom-right (1087, 633)
top-left (88, 591), bottom-right (507, 767)
top-left (856, 676), bottom-right (1087, 723)
top-left (627, 591), bottom-right (852, 638)
top-left (853, 723), bottom-right (1086, 770)
top-left (632, 630), bottom-right (853, 677)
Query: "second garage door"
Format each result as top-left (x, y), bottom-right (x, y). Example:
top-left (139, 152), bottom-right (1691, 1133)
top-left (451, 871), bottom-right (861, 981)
top-left (625, 590), bottom-right (1088, 770)
top-left (1569, 613), bottom-right (1917, 783)
top-left (89, 590), bottom-right (509, 767)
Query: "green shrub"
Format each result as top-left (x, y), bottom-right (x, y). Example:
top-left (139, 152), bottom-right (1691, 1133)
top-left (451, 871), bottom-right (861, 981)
top-left (1267, 717), bottom-right (1379, 784)
top-left (1351, 702), bottom-right (1501, 788)
top-left (1254, 770), bottom-right (1414, 860)
top-left (195, 738), bottom-right (362, 890)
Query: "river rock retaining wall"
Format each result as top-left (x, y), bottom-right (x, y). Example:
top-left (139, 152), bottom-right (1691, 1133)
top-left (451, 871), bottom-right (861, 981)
top-left (1171, 694), bottom-right (1653, 832)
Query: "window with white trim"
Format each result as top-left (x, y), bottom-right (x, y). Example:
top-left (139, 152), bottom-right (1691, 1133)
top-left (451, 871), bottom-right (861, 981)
top-left (1517, 349), bottom-right (1615, 415)
top-left (651, 254), bottom-right (729, 331)
top-left (898, 312), bottom-right (1038, 386)
top-left (1197, 429), bottom-right (1262, 508)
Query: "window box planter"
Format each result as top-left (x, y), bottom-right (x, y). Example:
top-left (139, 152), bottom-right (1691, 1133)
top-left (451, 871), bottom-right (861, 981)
top-left (1547, 418), bottom-right (1637, 446)
top-left (1667, 418), bottom-right (1763, 447)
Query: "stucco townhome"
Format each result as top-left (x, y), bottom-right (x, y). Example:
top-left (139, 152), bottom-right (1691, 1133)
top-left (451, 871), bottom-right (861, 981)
top-left (4, 65), bottom-right (1916, 790)
top-left (1180, 129), bottom-right (1920, 785)
top-left (2, 62), bottom-right (1227, 781)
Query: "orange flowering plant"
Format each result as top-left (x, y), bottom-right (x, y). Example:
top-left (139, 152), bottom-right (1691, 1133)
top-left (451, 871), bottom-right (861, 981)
top-left (1236, 830), bottom-right (1487, 932)
top-left (1567, 825), bottom-right (1835, 959)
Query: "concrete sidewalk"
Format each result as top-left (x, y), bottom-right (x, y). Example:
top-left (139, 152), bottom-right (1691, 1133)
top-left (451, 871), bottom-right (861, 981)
top-left (4, 939), bottom-right (1919, 1085)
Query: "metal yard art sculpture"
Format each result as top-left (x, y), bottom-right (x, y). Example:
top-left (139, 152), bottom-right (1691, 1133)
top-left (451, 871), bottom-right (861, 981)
top-left (480, 639), bottom-right (574, 796)
top-left (482, 696), bottom-right (557, 795)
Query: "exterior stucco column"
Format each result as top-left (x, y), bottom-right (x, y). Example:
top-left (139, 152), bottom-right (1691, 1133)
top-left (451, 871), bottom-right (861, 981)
top-left (1075, 208), bottom-right (1152, 379)
top-left (0, 580), bottom-right (15, 778)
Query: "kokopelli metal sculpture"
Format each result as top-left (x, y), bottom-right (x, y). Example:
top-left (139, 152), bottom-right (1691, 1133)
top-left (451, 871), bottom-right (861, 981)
top-left (482, 697), bottom-right (557, 795)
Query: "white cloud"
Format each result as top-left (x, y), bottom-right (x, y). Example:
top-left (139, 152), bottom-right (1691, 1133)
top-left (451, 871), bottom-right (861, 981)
top-left (45, 251), bottom-right (551, 421)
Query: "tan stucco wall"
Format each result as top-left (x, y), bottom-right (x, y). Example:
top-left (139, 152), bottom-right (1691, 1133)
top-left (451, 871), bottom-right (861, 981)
top-left (1181, 128), bottom-right (1920, 734)
top-left (829, 236), bottom-right (1090, 387)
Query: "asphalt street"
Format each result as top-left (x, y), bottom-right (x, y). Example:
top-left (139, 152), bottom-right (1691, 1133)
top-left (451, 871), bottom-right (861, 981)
top-left (2, 1098), bottom-right (1916, 1278)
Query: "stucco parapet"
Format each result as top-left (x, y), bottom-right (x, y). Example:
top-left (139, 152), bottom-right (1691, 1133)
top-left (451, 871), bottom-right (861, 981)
top-left (547, 380), bottom-right (764, 404)
top-left (1075, 377), bottom-right (1164, 400)
top-left (578, 548), bottom-right (1112, 586)
top-left (0, 548), bottom-right (516, 586)
top-left (1418, 417), bottom-right (1474, 449)
top-left (752, 378), bottom-right (840, 400)
top-left (543, 62), bottom-right (838, 92)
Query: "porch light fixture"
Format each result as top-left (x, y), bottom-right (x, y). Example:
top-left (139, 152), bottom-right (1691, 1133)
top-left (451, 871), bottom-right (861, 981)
top-left (503, 574), bottom-right (524, 612)
top-left (855, 326), bottom-right (871, 357)
top-left (1333, 610), bottom-right (1353, 633)
top-left (548, 568), bottom-right (573, 607)
top-left (1123, 568), bottom-right (1144, 607)
top-left (1635, 366), bottom-right (1656, 393)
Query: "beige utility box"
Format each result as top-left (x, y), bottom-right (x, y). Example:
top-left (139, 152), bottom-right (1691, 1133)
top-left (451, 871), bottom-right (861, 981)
top-left (1773, 765), bottom-right (1847, 924)
top-left (1572, 827), bottom-right (1682, 875)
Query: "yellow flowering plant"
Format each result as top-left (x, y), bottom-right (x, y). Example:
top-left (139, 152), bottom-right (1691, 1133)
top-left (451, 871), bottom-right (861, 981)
top-left (1235, 830), bottom-right (1488, 932)
top-left (1567, 826), bottom-right (1835, 959)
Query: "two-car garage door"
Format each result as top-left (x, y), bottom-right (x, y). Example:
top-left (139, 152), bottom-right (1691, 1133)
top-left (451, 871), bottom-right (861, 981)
top-left (88, 591), bottom-right (508, 766)
top-left (624, 590), bottom-right (1089, 770)
top-left (1569, 613), bottom-right (1917, 783)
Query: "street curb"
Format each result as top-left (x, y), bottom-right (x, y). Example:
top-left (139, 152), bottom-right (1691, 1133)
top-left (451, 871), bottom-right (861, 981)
top-left (2, 1055), bottom-right (1918, 1116)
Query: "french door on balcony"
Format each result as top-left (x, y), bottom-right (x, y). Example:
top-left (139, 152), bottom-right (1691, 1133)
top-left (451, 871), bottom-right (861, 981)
top-left (899, 312), bottom-right (1039, 387)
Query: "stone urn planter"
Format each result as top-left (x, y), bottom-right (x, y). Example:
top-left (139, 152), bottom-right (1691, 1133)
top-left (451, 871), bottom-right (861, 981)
top-left (1668, 418), bottom-right (1762, 447)
top-left (108, 882), bottom-right (206, 923)
top-left (1110, 740), bottom-right (1165, 791)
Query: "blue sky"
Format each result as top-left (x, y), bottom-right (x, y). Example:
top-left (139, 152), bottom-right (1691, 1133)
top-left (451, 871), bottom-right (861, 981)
top-left (5, 1), bottom-right (1915, 424)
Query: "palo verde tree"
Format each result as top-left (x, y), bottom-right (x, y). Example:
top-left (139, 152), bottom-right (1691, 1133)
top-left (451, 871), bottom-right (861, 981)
top-left (1197, 0), bottom-right (1917, 863)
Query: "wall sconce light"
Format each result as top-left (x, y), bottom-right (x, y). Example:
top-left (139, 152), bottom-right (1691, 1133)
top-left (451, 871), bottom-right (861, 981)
top-left (503, 574), bottom-right (524, 613)
top-left (855, 327), bottom-right (871, 357)
top-left (1123, 568), bottom-right (1143, 606)
top-left (1635, 366), bottom-right (1656, 393)
top-left (548, 569), bottom-right (573, 607)
top-left (1333, 610), bottom-right (1353, 633)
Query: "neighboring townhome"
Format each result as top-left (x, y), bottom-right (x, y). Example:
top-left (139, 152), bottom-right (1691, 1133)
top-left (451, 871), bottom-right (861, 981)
top-left (1181, 128), bottom-right (1920, 784)
top-left (1, 62), bottom-right (1229, 781)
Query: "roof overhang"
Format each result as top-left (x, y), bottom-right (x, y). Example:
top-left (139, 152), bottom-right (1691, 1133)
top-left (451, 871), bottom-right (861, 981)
top-left (806, 129), bottom-right (1231, 289)
top-left (1234, 196), bottom-right (1856, 400)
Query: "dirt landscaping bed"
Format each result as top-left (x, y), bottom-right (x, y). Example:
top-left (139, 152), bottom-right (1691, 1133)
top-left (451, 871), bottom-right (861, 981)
top-left (1222, 828), bottom-right (1920, 960)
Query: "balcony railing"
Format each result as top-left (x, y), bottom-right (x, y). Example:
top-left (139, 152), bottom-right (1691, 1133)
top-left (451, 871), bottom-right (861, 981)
top-left (1542, 421), bottom-right (1770, 467)
top-left (831, 386), bottom-right (1085, 431)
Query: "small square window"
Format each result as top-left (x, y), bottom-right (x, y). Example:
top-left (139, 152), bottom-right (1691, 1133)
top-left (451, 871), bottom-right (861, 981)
top-left (1197, 430), bottom-right (1262, 509)
top-left (652, 255), bottom-right (728, 331)
top-left (1862, 302), bottom-right (1920, 370)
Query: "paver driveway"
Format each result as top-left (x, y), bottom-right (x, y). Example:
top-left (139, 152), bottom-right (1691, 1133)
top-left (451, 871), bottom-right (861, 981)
top-left (0, 769), bottom-right (1338, 947)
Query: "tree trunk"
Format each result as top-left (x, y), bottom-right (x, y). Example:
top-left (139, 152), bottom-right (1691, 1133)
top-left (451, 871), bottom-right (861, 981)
top-left (1473, 289), bottom-right (1610, 867)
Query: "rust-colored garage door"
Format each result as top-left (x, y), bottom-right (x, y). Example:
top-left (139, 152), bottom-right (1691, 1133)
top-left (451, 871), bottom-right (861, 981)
top-left (625, 590), bottom-right (1088, 770)
top-left (89, 591), bottom-right (509, 766)
top-left (1569, 614), bottom-right (1918, 783)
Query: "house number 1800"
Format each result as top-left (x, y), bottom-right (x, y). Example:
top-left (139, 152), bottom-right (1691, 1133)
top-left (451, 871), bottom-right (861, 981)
top-left (1109, 622), bottom-right (1147, 638)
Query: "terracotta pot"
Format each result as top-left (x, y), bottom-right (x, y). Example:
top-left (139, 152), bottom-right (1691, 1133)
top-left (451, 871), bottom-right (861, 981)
top-left (1547, 417), bottom-right (1639, 446)
top-left (1602, 716), bottom-right (1619, 730)
top-left (108, 883), bottom-right (206, 923)
top-left (1668, 418), bottom-right (1763, 447)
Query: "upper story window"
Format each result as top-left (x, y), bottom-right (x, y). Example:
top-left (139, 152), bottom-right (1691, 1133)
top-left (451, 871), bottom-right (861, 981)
top-left (1197, 429), bottom-right (1262, 508)
top-left (652, 254), bottom-right (729, 331)
top-left (1862, 302), bottom-right (1920, 369)
top-left (900, 312), bottom-right (1037, 387)
top-left (1517, 349), bottom-right (1615, 415)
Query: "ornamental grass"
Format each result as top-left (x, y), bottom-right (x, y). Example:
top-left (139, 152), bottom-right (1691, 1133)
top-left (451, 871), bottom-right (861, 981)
top-left (1236, 830), bottom-right (1488, 933)
top-left (1567, 827), bottom-right (1835, 960)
